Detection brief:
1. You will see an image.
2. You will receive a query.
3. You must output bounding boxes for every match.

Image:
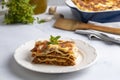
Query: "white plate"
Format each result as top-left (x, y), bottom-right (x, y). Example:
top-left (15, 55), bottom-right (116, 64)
top-left (14, 39), bottom-right (97, 73)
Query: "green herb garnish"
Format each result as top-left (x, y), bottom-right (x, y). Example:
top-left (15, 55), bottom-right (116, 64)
top-left (3, 0), bottom-right (34, 24)
top-left (48, 35), bottom-right (61, 44)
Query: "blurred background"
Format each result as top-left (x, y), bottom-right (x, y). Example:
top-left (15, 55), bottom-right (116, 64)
top-left (48, 0), bottom-right (65, 5)
top-left (0, 0), bottom-right (65, 6)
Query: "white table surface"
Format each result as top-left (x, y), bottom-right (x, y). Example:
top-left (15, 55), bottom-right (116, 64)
top-left (0, 1), bottom-right (120, 80)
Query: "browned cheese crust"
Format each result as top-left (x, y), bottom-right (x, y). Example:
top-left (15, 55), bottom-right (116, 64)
top-left (72, 0), bottom-right (120, 11)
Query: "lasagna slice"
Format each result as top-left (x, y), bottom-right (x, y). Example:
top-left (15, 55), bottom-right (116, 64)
top-left (31, 39), bottom-right (79, 66)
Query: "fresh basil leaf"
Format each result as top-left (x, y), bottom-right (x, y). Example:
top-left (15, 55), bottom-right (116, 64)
top-left (49, 35), bottom-right (61, 44)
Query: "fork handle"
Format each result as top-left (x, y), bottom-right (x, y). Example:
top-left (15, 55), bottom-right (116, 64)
top-left (76, 23), bottom-right (120, 35)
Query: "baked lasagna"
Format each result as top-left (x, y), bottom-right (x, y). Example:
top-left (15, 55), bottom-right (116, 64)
top-left (31, 36), bottom-right (79, 66)
top-left (72, 0), bottom-right (120, 12)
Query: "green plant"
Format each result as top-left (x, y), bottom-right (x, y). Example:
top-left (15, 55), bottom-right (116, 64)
top-left (2, 0), bottom-right (34, 24)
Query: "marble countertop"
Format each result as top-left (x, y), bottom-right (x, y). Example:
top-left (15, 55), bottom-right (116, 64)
top-left (0, 1), bottom-right (120, 80)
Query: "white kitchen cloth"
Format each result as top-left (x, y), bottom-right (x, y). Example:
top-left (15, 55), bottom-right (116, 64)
top-left (88, 21), bottom-right (120, 37)
top-left (75, 21), bottom-right (120, 44)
